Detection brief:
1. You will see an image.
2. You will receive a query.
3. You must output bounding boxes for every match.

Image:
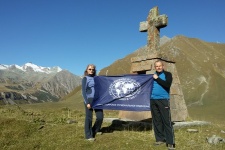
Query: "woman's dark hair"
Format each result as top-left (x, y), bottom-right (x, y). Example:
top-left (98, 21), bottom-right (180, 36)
top-left (84, 64), bottom-right (96, 76)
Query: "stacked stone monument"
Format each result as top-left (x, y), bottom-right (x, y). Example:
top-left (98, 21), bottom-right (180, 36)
top-left (118, 6), bottom-right (188, 121)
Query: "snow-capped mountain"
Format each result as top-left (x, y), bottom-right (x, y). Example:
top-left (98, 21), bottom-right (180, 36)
top-left (0, 63), bottom-right (81, 105)
top-left (0, 62), bottom-right (62, 74)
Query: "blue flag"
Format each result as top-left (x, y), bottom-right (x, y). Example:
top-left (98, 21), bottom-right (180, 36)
top-left (92, 74), bottom-right (153, 111)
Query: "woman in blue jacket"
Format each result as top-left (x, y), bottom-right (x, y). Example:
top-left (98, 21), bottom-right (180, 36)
top-left (82, 64), bottom-right (103, 141)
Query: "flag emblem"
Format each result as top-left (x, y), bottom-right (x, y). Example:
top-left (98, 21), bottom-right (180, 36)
top-left (109, 78), bottom-right (141, 100)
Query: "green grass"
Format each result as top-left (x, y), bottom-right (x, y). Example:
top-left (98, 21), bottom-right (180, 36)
top-left (1, 101), bottom-right (225, 150)
top-left (188, 100), bottom-right (225, 124)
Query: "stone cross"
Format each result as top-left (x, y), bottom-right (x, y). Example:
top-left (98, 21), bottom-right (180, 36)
top-left (130, 6), bottom-right (168, 73)
top-left (140, 6), bottom-right (168, 54)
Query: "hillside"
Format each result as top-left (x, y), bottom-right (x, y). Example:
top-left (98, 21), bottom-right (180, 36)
top-left (71, 35), bottom-right (225, 123)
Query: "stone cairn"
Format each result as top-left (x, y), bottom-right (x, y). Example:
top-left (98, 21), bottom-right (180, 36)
top-left (118, 6), bottom-right (188, 121)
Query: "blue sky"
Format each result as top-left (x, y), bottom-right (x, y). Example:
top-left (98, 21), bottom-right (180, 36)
top-left (1, 0), bottom-right (225, 76)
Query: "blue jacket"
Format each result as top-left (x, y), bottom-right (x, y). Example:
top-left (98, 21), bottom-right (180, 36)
top-left (82, 76), bottom-right (95, 104)
top-left (151, 71), bottom-right (172, 100)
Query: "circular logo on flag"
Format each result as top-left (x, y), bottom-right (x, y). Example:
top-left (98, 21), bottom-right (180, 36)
top-left (109, 78), bottom-right (141, 100)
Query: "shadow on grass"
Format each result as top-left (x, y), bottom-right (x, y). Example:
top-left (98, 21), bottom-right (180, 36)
top-left (101, 118), bottom-right (152, 133)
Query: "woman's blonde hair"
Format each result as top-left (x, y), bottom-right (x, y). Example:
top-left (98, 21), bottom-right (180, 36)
top-left (84, 64), bottom-right (96, 76)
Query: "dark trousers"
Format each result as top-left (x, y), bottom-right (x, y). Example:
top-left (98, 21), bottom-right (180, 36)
top-left (84, 104), bottom-right (103, 139)
top-left (150, 99), bottom-right (175, 145)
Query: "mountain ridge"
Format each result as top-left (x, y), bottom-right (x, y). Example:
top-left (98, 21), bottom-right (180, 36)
top-left (0, 63), bottom-right (81, 105)
top-left (0, 62), bottom-right (62, 74)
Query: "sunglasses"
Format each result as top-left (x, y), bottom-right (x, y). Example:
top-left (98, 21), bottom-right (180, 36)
top-left (88, 69), bottom-right (95, 71)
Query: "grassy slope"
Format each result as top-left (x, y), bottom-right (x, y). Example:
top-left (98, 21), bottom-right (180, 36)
top-left (160, 36), bottom-right (225, 124)
top-left (1, 103), bottom-right (225, 150)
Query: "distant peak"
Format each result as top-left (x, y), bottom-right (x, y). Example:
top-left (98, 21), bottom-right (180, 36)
top-left (24, 62), bottom-right (39, 68)
top-left (160, 35), bottom-right (171, 45)
top-left (161, 35), bottom-right (170, 39)
top-left (0, 63), bottom-right (62, 74)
